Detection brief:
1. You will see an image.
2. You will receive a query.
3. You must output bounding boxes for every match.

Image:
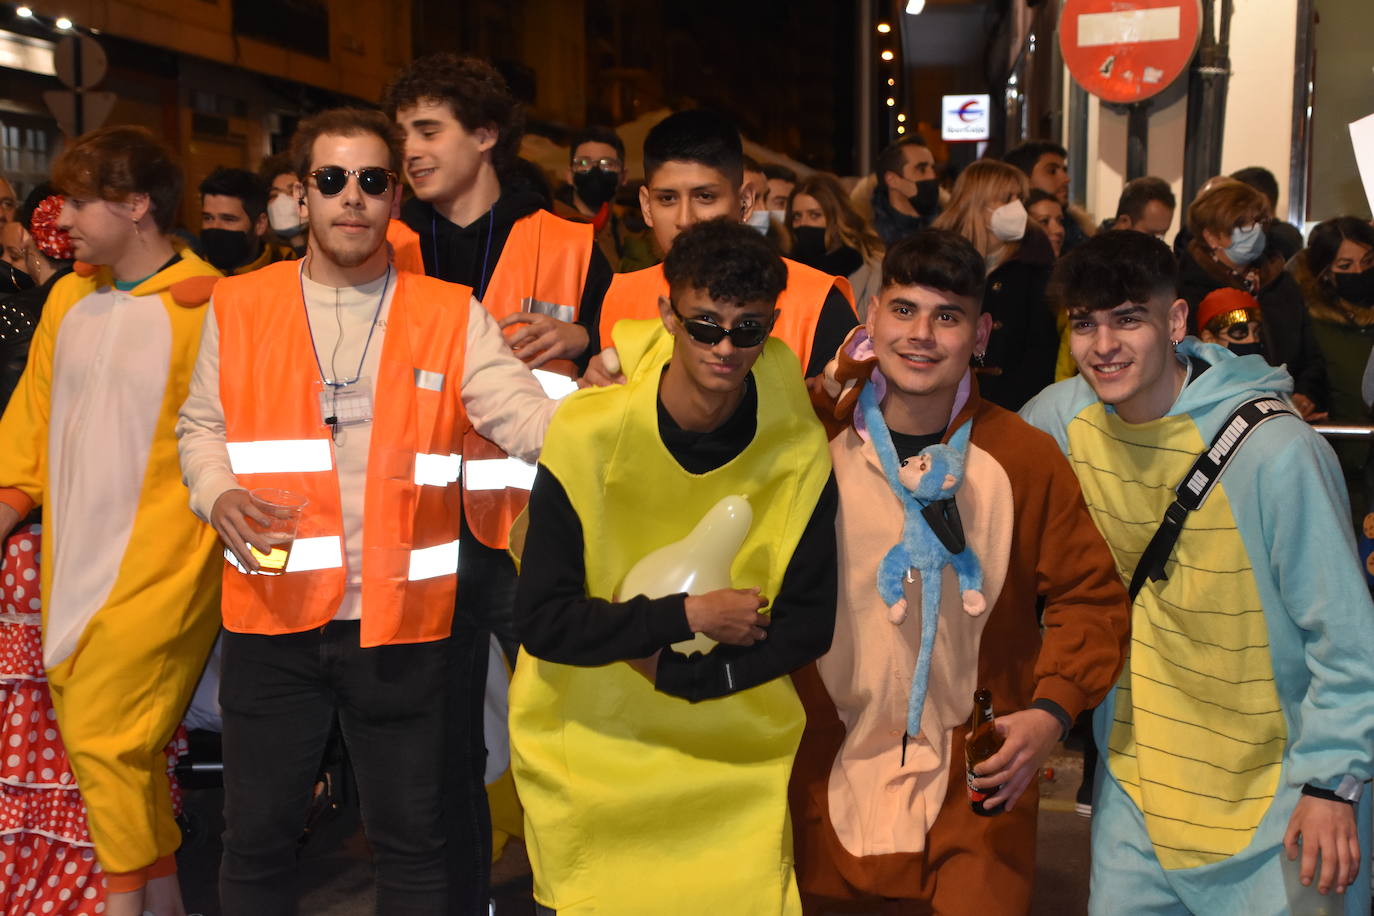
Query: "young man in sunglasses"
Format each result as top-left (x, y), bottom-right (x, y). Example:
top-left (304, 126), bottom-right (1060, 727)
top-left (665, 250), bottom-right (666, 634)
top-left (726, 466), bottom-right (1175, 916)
top-left (509, 218), bottom-right (837, 914)
top-left (175, 107), bottom-right (558, 913)
top-left (596, 110), bottom-right (858, 380)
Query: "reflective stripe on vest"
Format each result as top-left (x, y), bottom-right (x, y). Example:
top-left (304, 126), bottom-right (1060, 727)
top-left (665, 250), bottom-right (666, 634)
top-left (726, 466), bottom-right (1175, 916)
top-left (415, 452), bottom-right (462, 487)
top-left (223, 534), bottom-right (345, 574)
top-left (227, 439), bottom-right (333, 474)
top-left (523, 296), bottom-right (574, 323)
top-left (224, 535), bottom-right (459, 582)
top-left (465, 457), bottom-right (537, 491)
top-left (409, 539), bottom-right (461, 581)
top-left (415, 368), bottom-right (445, 392)
top-left (531, 369), bottom-right (579, 401)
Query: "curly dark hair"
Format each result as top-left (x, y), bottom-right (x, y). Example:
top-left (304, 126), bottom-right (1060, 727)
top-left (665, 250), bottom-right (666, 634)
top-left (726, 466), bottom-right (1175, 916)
top-left (1050, 229), bottom-right (1178, 315)
top-left (51, 125), bottom-right (182, 233)
top-left (882, 229), bottom-right (986, 305)
top-left (199, 167), bottom-right (268, 221)
top-left (382, 53), bottom-right (524, 172)
top-left (663, 218), bottom-right (787, 307)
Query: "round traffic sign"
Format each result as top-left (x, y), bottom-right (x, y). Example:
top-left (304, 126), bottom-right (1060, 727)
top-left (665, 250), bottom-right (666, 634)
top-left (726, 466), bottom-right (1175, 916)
top-left (1060, 0), bottom-right (1202, 104)
top-left (52, 34), bottom-right (107, 90)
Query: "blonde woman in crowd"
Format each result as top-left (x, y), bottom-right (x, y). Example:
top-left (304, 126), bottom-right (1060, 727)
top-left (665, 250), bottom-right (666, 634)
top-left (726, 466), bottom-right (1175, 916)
top-left (933, 159), bottom-right (1057, 409)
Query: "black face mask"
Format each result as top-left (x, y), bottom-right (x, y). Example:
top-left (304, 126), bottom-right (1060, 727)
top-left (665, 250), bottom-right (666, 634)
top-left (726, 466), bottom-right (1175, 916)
top-left (790, 226), bottom-right (829, 268)
top-left (1335, 267), bottom-right (1374, 306)
top-left (200, 228), bottom-right (255, 273)
top-left (908, 178), bottom-right (940, 218)
top-left (573, 169), bottom-right (620, 211)
top-left (0, 263), bottom-right (34, 295)
top-left (1226, 341), bottom-right (1267, 358)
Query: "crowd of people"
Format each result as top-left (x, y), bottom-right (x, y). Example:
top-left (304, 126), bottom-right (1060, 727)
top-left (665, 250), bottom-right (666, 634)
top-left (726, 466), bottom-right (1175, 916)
top-left (0, 48), bottom-right (1373, 916)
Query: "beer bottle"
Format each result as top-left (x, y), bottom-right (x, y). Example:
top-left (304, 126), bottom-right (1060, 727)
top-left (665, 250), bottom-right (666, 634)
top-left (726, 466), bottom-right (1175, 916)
top-left (966, 687), bottom-right (1005, 816)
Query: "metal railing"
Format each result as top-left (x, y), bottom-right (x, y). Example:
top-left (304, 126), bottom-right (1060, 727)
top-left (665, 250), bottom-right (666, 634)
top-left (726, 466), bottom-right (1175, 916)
top-left (1313, 425), bottom-right (1374, 440)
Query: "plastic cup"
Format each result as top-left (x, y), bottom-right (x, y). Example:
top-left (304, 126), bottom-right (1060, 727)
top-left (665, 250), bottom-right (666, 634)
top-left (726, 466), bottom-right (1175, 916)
top-left (246, 488), bottom-right (308, 576)
top-left (1280, 844), bottom-right (1345, 915)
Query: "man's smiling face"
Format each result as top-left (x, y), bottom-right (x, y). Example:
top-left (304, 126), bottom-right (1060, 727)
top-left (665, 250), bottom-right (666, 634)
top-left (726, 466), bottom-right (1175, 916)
top-left (1068, 293), bottom-right (1189, 418)
top-left (866, 282), bottom-right (989, 399)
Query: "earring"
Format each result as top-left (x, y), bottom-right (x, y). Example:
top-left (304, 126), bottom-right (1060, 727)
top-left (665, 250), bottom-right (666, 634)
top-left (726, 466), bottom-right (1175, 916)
top-left (132, 217), bottom-right (141, 238)
top-left (974, 351), bottom-right (986, 366)
top-left (1170, 339), bottom-right (1179, 351)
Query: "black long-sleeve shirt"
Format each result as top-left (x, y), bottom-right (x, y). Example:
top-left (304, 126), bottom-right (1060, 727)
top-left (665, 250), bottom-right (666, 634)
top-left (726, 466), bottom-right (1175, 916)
top-left (400, 190), bottom-right (613, 372)
top-left (514, 375), bottom-right (839, 702)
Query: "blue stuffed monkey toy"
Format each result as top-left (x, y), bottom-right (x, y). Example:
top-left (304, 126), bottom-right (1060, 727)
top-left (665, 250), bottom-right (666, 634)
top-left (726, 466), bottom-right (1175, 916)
top-left (859, 382), bottom-right (985, 738)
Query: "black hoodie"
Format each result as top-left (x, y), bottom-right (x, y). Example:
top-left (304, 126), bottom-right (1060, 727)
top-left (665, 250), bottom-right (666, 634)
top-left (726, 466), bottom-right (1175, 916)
top-left (400, 187), bottom-right (612, 368)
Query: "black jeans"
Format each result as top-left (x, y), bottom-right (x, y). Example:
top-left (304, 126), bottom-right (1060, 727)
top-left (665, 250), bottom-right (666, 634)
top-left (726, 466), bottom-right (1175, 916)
top-left (219, 623), bottom-right (449, 916)
top-left (446, 523), bottom-right (519, 914)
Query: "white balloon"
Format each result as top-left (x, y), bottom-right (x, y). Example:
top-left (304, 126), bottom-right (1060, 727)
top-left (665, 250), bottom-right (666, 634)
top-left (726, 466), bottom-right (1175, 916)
top-left (617, 495), bottom-right (753, 655)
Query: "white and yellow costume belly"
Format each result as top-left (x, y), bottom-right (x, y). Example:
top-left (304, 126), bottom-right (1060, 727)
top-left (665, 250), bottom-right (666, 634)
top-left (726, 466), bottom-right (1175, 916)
top-left (0, 260), bottom-right (223, 875)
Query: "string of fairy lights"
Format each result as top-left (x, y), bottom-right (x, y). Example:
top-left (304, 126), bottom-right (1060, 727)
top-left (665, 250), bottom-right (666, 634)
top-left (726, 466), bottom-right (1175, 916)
top-left (875, 1), bottom-right (925, 141)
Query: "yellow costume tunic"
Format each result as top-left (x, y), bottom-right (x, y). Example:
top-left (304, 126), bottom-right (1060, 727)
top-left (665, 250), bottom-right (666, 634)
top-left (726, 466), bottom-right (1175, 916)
top-left (509, 322), bottom-right (831, 914)
top-left (1066, 401), bottom-right (1286, 868)
top-left (0, 256), bottom-right (223, 875)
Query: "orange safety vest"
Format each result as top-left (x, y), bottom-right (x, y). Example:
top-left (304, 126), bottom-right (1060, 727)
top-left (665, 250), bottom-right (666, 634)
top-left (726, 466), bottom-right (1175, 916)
top-left (213, 260), bottom-right (473, 647)
top-left (388, 218), bottom-right (424, 274)
top-left (597, 259), bottom-right (856, 373)
top-left (389, 210), bottom-right (593, 550)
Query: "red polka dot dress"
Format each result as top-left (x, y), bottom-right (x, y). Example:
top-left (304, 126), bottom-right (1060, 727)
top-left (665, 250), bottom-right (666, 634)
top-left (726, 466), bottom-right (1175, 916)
top-left (0, 525), bottom-right (188, 914)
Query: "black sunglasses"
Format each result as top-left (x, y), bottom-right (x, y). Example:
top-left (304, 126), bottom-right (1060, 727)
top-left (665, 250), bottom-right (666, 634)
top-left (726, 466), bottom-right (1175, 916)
top-left (309, 166), bottom-right (398, 197)
top-left (671, 303), bottom-right (773, 348)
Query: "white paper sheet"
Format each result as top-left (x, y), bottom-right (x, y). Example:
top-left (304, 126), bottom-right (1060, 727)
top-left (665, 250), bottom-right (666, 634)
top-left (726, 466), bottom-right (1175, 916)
top-left (1350, 112), bottom-right (1374, 215)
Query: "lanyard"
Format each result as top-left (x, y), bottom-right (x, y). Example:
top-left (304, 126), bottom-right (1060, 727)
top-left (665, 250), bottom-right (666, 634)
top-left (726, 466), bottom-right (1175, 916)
top-left (298, 260), bottom-right (391, 387)
top-left (430, 203), bottom-right (496, 298)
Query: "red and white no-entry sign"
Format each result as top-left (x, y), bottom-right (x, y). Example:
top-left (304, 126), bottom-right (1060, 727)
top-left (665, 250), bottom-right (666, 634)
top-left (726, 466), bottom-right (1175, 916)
top-left (1060, 0), bottom-right (1202, 104)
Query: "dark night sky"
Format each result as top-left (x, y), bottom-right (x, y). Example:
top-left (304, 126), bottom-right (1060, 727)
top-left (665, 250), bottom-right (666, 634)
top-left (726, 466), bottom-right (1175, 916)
top-left (588, 0), bottom-right (859, 171)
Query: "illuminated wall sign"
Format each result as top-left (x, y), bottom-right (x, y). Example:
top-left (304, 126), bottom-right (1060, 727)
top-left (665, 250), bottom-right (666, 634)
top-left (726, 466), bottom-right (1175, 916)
top-left (0, 28), bottom-right (55, 77)
top-left (941, 94), bottom-right (991, 142)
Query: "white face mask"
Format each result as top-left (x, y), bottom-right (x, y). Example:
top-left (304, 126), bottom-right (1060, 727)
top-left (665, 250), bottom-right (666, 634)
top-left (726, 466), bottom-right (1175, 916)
top-left (989, 199), bottom-right (1027, 243)
top-left (268, 194), bottom-right (305, 235)
top-left (743, 208), bottom-right (771, 235)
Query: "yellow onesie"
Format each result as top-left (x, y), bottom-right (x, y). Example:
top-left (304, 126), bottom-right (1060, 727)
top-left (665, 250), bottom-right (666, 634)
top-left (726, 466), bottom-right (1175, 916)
top-left (0, 256), bottom-right (223, 877)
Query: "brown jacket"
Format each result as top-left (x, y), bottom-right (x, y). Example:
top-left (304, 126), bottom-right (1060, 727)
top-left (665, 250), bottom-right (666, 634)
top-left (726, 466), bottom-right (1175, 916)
top-left (791, 344), bottom-right (1130, 913)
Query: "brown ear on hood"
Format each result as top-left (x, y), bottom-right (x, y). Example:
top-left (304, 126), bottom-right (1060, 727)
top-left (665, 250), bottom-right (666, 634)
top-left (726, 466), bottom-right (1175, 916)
top-left (806, 325), bottom-right (877, 441)
top-left (72, 261), bottom-right (101, 278)
top-left (170, 275), bottom-right (220, 308)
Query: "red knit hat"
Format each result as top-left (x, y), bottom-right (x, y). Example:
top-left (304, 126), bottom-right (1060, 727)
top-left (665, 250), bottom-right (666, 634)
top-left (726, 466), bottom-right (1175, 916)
top-left (1197, 287), bottom-right (1261, 334)
top-left (28, 195), bottom-right (74, 261)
